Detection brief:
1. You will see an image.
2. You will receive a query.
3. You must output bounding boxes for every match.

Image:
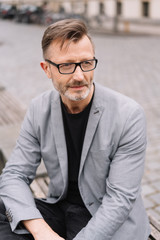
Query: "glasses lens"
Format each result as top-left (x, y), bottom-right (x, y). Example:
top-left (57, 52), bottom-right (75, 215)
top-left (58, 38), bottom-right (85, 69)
top-left (59, 63), bottom-right (75, 74)
top-left (81, 59), bottom-right (96, 72)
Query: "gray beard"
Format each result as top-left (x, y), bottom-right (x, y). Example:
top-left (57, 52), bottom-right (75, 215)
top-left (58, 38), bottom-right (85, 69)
top-left (64, 87), bottom-right (91, 101)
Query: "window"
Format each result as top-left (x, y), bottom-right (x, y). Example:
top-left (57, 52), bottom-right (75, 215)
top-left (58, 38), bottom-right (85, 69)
top-left (117, 2), bottom-right (122, 16)
top-left (142, 2), bottom-right (150, 17)
top-left (99, 2), bottom-right (105, 15)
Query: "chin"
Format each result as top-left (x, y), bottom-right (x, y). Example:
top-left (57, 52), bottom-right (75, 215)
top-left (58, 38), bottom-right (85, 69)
top-left (65, 89), bottom-right (90, 101)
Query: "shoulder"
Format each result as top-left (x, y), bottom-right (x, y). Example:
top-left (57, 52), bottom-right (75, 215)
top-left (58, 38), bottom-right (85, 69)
top-left (29, 89), bottom-right (59, 113)
top-left (23, 89), bottom-right (60, 136)
top-left (31, 89), bottom-right (58, 106)
top-left (24, 89), bottom-right (60, 124)
top-left (94, 82), bottom-right (144, 113)
top-left (94, 83), bottom-right (146, 129)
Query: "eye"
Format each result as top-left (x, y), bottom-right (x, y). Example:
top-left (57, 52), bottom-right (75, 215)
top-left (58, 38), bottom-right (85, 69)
top-left (83, 60), bottom-right (92, 65)
top-left (61, 63), bottom-right (73, 67)
top-left (82, 60), bottom-right (94, 69)
top-left (59, 63), bottom-right (74, 69)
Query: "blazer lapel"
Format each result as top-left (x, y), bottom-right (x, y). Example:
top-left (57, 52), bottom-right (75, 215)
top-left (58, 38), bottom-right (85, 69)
top-left (51, 93), bottom-right (68, 191)
top-left (79, 102), bottom-right (104, 175)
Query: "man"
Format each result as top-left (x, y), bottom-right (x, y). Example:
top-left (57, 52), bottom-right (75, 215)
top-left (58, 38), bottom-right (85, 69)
top-left (0, 19), bottom-right (150, 240)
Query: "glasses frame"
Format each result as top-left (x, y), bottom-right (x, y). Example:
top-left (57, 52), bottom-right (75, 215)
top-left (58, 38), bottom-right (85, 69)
top-left (45, 58), bottom-right (98, 75)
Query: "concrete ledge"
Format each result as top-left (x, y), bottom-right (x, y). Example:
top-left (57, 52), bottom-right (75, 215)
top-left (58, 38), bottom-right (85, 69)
top-left (0, 88), bottom-right (47, 177)
top-left (148, 215), bottom-right (160, 240)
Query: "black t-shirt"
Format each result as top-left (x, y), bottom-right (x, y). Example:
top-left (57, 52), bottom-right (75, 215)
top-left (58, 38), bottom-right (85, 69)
top-left (61, 97), bottom-right (93, 206)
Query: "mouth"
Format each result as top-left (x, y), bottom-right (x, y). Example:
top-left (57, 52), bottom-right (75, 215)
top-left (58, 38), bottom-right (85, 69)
top-left (70, 85), bottom-right (86, 90)
top-left (68, 82), bottom-right (88, 90)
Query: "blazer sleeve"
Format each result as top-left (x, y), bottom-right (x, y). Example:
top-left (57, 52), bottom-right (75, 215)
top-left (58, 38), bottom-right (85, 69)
top-left (74, 106), bottom-right (147, 240)
top-left (0, 101), bottom-right (43, 234)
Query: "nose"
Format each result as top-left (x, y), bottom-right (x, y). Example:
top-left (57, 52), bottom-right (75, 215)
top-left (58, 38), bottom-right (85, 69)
top-left (72, 66), bottom-right (84, 81)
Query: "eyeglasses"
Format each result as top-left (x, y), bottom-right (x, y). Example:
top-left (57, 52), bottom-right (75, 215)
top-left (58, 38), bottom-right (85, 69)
top-left (45, 58), bottom-right (98, 74)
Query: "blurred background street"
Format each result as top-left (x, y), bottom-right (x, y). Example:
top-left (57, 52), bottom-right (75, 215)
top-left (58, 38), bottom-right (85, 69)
top-left (0, 4), bottom-right (160, 235)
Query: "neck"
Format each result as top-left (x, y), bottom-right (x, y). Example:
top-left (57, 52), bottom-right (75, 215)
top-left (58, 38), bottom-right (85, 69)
top-left (61, 84), bottom-right (94, 114)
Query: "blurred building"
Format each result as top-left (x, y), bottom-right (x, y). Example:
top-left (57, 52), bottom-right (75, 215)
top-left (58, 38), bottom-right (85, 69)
top-left (43, 0), bottom-right (160, 21)
top-left (103, 0), bottom-right (160, 20)
top-left (45, 0), bottom-right (160, 20)
top-left (1, 0), bottom-right (160, 20)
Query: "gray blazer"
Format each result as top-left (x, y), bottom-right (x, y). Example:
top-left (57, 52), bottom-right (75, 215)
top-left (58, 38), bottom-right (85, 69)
top-left (0, 83), bottom-right (150, 239)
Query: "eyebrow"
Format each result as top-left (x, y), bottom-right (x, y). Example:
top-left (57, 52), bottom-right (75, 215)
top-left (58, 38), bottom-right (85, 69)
top-left (55, 57), bottom-right (95, 64)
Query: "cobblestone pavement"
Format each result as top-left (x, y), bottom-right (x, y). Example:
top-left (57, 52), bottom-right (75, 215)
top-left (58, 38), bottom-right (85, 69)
top-left (0, 20), bottom-right (160, 222)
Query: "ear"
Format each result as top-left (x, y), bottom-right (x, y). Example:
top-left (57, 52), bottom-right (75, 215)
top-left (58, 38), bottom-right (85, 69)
top-left (40, 61), bottom-right (52, 79)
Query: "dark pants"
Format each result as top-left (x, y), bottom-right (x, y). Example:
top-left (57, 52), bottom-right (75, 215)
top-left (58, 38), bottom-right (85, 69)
top-left (0, 198), bottom-right (92, 240)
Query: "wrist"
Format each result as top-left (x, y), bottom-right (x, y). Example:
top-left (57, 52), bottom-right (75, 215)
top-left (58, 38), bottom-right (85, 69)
top-left (22, 218), bottom-right (46, 236)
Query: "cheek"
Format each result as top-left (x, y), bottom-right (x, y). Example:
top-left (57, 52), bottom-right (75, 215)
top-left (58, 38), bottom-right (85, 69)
top-left (51, 71), bottom-right (60, 83)
top-left (85, 71), bottom-right (94, 81)
top-left (51, 73), bottom-right (70, 87)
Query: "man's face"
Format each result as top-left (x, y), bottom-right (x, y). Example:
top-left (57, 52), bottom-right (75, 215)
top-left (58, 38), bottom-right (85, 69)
top-left (41, 35), bottom-right (95, 103)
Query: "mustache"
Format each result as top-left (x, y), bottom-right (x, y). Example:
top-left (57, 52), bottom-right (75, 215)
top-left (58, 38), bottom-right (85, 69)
top-left (66, 80), bottom-right (88, 87)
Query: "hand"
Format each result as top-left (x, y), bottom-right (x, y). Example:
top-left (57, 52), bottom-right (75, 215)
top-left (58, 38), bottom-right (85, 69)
top-left (23, 218), bottom-right (65, 240)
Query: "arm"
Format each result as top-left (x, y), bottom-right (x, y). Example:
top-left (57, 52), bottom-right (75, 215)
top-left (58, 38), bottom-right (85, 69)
top-left (23, 219), bottom-right (65, 240)
top-left (74, 106), bottom-right (147, 240)
top-left (0, 102), bottom-right (43, 233)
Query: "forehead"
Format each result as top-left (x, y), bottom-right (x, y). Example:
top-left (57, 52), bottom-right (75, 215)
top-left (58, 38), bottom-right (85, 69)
top-left (46, 35), bottom-right (94, 62)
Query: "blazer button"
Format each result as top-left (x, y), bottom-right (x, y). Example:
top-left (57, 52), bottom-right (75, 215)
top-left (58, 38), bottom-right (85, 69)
top-left (8, 215), bottom-right (12, 222)
top-left (5, 211), bottom-right (13, 222)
